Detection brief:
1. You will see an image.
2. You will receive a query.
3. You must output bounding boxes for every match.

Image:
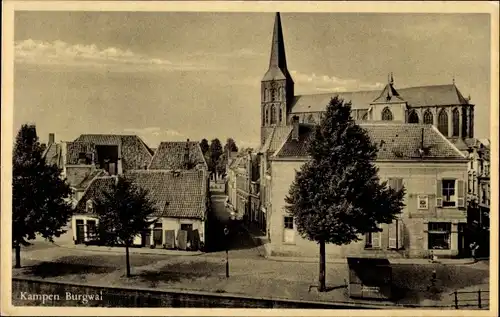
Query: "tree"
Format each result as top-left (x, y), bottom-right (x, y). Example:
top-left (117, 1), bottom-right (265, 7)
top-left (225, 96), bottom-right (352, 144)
top-left (209, 138), bottom-right (223, 180)
top-left (285, 97), bottom-right (405, 292)
top-left (223, 138), bottom-right (238, 153)
top-left (12, 124), bottom-right (73, 268)
top-left (94, 175), bottom-right (158, 277)
top-left (200, 138), bottom-right (209, 155)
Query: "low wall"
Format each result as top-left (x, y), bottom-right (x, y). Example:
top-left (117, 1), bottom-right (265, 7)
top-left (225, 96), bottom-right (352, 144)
top-left (11, 277), bottom-right (380, 308)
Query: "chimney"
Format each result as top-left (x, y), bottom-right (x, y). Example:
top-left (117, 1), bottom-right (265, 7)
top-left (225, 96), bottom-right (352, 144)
top-left (184, 139), bottom-right (190, 168)
top-left (292, 116), bottom-right (300, 141)
top-left (48, 133), bottom-right (55, 145)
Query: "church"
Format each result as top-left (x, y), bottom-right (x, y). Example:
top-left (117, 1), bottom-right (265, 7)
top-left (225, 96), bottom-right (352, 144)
top-left (246, 13), bottom-right (473, 259)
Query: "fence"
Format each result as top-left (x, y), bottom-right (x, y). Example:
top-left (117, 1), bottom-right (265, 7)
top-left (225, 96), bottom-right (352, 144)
top-left (451, 289), bottom-right (489, 309)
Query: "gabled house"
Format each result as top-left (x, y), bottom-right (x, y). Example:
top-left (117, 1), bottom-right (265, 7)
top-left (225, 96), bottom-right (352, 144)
top-left (72, 169), bottom-right (210, 251)
top-left (148, 139), bottom-right (207, 171)
top-left (266, 121), bottom-right (469, 259)
top-left (65, 134), bottom-right (154, 205)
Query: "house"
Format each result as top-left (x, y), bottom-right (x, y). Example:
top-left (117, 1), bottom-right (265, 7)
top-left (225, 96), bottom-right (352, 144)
top-left (42, 133), bottom-right (66, 176)
top-left (266, 122), bottom-right (469, 259)
top-left (466, 138), bottom-right (490, 256)
top-left (64, 134), bottom-right (155, 205)
top-left (71, 169), bottom-right (210, 251)
top-left (148, 139), bottom-right (207, 171)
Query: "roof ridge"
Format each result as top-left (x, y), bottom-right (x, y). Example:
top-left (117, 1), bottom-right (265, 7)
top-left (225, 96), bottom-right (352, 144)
top-left (430, 125), bottom-right (468, 158)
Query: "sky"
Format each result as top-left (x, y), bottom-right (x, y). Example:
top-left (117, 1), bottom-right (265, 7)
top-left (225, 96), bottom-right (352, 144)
top-left (13, 11), bottom-right (491, 149)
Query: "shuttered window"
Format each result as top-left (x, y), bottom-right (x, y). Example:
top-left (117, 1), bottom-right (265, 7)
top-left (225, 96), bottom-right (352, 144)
top-left (388, 219), bottom-right (404, 250)
top-left (365, 224), bottom-right (382, 249)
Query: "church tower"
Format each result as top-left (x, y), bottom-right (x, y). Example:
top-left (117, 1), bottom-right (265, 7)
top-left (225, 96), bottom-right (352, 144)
top-left (260, 12), bottom-right (294, 145)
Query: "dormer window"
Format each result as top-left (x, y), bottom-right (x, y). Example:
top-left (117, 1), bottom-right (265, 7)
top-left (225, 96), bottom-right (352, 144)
top-left (86, 199), bottom-right (94, 213)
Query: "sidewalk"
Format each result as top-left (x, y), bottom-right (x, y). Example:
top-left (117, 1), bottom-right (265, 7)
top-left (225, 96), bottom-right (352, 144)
top-left (55, 242), bottom-right (203, 256)
top-left (265, 255), bottom-right (485, 265)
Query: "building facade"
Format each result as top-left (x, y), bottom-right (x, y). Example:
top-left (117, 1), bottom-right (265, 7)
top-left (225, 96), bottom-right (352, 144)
top-left (253, 13), bottom-right (476, 259)
top-left (266, 122), bottom-right (469, 259)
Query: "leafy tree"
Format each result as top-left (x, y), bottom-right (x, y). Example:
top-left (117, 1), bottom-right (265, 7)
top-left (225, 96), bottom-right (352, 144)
top-left (200, 138), bottom-right (209, 155)
top-left (223, 138), bottom-right (238, 153)
top-left (12, 124), bottom-right (73, 268)
top-left (210, 138), bottom-right (223, 180)
top-left (285, 97), bottom-right (405, 291)
top-left (94, 176), bottom-right (158, 277)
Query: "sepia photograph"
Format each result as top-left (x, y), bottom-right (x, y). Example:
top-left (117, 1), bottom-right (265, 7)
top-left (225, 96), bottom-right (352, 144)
top-left (1, 1), bottom-right (498, 315)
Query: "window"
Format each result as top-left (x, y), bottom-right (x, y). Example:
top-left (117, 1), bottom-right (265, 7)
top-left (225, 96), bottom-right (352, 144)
top-left (264, 88), bottom-right (269, 101)
top-left (452, 108), bottom-right (460, 137)
top-left (408, 111), bottom-right (419, 123)
top-left (279, 108), bottom-right (282, 123)
top-left (441, 179), bottom-right (456, 207)
top-left (381, 107), bottom-right (393, 121)
top-left (423, 110), bottom-right (433, 124)
top-left (181, 223), bottom-right (193, 232)
top-left (365, 230), bottom-right (381, 249)
top-left (270, 105), bottom-right (277, 124)
top-left (87, 220), bottom-right (97, 240)
top-left (86, 200), bottom-right (93, 213)
top-left (437, 109), bottom-right (448, 135)
top-left (265, 107), bottom-right (269, 125)
top-left (428, 222), bottom-right (451, 250)
top-left (388, 219), bottom-right (404, 250)
top-left (283, 216), bottom-right (295, 244)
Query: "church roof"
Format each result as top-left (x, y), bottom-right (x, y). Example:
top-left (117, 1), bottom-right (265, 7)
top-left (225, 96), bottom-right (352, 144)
top-left (290, 90), bottom-right (380, 113)
top-left (397, 84), bottom-right (470, 107)
top-left (273, 122), bottom-right (467, 161)
top-left (289, 84), bottom-right (470, 113)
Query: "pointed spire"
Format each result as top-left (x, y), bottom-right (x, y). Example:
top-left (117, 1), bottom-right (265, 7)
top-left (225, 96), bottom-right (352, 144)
top-left (269, 12), bottom-right (287, 70)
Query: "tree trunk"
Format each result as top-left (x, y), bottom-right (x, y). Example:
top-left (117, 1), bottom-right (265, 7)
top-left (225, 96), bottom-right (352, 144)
top-left (125, 243), bottom-right (131, 277)
top-left (15, 244), bottom-right (21, 268)
top-left (318, 239), bottom-right (326, 292)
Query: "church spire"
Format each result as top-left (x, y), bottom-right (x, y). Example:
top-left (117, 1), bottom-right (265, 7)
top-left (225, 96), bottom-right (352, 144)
top-left (262, 12), bottom-right (293, 82)
top-left (269, 12), bottom-right (287, 70)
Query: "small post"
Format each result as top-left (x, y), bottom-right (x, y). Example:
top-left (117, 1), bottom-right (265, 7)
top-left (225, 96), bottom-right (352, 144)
top-left (224, 225), bottom-right (229, 278)
top-left (478, 290), bottom-right (481, 309)
top-left (454, 291), bottom-right (458, 309)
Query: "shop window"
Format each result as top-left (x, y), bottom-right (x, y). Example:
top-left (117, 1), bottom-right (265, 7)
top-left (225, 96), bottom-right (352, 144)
top-left (428, 222), bottom-right (451, 250)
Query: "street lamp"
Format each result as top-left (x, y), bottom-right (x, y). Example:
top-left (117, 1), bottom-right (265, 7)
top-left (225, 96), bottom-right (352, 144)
top-left (224, 225), bottom-right (229, 278)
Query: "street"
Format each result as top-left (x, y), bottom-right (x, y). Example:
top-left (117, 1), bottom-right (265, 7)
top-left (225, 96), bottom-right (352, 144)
top-left (205, 186), bottom-right (260, 258)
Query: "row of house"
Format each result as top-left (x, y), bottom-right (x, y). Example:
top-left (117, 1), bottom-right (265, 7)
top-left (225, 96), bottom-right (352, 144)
top-left (226, 13), bottom-right (491, 259)
top-left (43, 135), bottom-right (211, 251)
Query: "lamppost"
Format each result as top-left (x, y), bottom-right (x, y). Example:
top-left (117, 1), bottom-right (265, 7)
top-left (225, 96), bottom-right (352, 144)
top-left (224, 225), bottom-right (229, 278)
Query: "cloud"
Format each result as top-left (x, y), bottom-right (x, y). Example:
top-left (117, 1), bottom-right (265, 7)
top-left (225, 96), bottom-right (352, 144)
top-left (187, 48), bottom-right (265, 59)
top-left (290, 70), bottom-right (384, 92)
top-left (123, 127), bottom-right (184, 146)
top-left (14, 39), bottom-right (222, 71)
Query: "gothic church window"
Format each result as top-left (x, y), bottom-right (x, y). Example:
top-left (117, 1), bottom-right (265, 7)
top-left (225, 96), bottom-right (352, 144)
top-left (264, 88), bottom-right (269, 101)
top-left (270, 105), bottom-right (277, 124)
top-left (408, 110), bottom-right (419, 123)
top-left (279, 108), bottom-right (282, 123)
top-left (452, 108), bottom-right (460, 137)
top-left (381, 107), bottom-right (393, 121)
top-left (265, 107), bottom-right (269, 125)
top-left (437, 109), bottom-right (448, 135)
top-left (423, 110), bottom-right (433, 124)
top-left (279, 87), bottom-right (285, 100)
